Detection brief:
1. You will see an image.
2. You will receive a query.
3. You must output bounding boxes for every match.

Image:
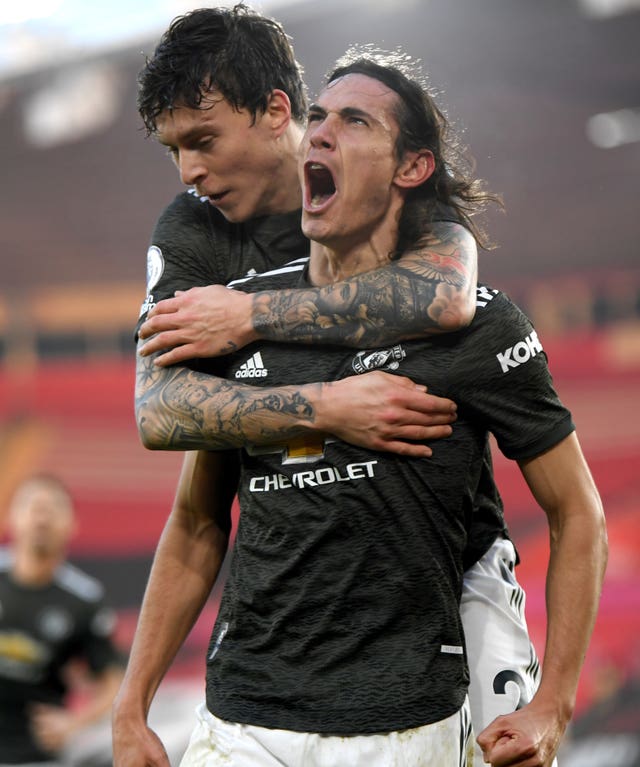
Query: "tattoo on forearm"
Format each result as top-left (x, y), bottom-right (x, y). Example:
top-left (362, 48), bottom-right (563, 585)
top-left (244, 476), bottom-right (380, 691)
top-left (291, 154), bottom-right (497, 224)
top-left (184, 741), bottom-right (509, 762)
top-left (252, 222), bottom-right (476, 347)
top-left (135, 351), bottom-right (317, 450)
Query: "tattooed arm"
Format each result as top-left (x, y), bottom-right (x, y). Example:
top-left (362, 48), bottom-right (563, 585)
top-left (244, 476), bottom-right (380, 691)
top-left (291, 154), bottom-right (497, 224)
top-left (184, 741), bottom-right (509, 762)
top-left (135, 345), bottom-right (456, 455)
top-left (253, 222), bottom-right (477, 345)
top-left (139, 221), bottom-right (477, 366)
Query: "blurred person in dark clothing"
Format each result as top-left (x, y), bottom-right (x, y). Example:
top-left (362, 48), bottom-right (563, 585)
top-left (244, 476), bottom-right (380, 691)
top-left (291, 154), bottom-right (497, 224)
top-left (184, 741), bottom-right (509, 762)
top-left (0, 474), bottom-right (125, 766)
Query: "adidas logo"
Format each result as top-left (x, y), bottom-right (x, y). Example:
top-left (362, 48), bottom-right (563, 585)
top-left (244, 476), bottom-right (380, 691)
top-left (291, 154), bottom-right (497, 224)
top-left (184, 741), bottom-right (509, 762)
top-left (235, 351), bottom-right (268, 379)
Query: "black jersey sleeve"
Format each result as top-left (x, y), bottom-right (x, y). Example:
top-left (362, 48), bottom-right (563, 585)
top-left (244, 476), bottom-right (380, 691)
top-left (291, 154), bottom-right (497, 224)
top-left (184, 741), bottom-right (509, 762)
top-left (135, 191), bottom-right (236, 334)
top-left (449, 288), bottom-right (575, 461)
top-left (57, 565), bottom-right (126, 674)
top-left (80, 600), bottom-right (125, 674)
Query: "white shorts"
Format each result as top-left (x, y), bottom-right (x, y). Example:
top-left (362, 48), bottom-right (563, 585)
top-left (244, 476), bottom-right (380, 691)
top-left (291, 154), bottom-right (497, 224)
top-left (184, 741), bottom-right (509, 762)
top-left (179, 699), bottom-right (473, 767)
top-left (461, 536), bottom-right (557, 765)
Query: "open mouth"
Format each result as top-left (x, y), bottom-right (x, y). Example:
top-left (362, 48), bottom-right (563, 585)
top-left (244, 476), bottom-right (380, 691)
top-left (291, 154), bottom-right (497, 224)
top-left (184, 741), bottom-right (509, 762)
top-left (305, 162), bottom-right (337, 210)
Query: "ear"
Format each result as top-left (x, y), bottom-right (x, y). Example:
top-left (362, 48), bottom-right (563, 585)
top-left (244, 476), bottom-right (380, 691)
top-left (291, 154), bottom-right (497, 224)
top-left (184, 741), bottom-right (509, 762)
top-left (265, 88), bottom-right (292, 137)
top-left (394, 149), bottom-right (435, 189)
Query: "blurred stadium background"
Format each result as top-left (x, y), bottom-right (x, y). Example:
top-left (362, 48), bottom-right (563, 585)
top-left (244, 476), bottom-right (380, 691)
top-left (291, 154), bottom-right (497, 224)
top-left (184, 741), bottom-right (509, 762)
top-left (1, 0), bottom-right (639, 764)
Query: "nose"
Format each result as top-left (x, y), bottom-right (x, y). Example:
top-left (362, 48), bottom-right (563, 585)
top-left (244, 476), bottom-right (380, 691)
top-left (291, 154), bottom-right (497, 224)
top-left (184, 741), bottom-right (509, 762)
top-left (309, 115), bottom-right (336, 150)
top-left (179, 149), bottom-right (207, 187)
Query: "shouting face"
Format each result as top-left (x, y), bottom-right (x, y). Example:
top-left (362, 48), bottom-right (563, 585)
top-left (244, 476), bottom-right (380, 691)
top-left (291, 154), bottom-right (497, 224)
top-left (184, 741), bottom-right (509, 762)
top-left (300, 73), bottom-right (414, 254)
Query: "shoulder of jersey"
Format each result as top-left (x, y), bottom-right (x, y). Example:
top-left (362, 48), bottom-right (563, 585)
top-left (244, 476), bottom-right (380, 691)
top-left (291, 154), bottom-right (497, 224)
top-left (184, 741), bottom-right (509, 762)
top-left (184, 187), bottom-right (214, 212)
top-left (475, 284), bottom-right (503, 310)
top-left (227, 256), bottom-right (310, 289)
top-left (475, 284), bottom-right (523, 319)
top-left (163, 188), bottom-right (229, 230)
top-left (54, 562), bottom-right (105, 603)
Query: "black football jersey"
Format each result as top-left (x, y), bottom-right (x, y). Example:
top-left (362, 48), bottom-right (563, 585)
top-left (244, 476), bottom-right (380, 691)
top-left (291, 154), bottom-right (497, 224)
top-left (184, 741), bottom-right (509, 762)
top-left (0, 551), bottom-right (122, 763)
top-left (201, 265), bottom-right (574, 733)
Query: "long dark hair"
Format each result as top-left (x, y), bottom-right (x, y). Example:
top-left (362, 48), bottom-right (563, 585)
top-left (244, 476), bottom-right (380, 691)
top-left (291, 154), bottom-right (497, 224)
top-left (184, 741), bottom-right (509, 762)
top-left (328, 47), bottom-right (503, 252)
top-left (138, 3), bottom-right (308, 134)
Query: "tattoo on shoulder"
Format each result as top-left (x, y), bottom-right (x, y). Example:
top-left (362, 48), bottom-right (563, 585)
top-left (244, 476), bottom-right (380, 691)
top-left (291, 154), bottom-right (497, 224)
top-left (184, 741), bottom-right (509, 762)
top-left (400, 221), bottom-right (476, 288)
top-left (251, 221), bottom-right (477, 346)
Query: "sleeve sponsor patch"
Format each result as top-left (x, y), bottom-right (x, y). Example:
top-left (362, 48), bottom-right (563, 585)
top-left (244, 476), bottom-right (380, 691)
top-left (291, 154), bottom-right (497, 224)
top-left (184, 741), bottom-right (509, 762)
top-left (146, 245), bottom-right (165, 293)
top-left (496, 330), bottom-right (544, 373)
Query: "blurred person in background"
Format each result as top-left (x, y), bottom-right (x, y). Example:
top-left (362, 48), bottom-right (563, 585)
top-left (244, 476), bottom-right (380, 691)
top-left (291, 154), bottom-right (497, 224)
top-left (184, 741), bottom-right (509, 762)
top-left (0, 474), bottom-right (125, 766)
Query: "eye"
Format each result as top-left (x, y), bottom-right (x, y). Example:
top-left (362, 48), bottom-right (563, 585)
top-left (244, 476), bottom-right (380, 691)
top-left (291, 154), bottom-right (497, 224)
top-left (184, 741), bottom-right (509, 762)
top-left (307, 112), bottom-right (323, 125)
top-left (166, 146), bottom-right (179, 160)
top-left (196, 137), bottom-right (214, 151)
top-left (347, 115), bottom-right (367, 126)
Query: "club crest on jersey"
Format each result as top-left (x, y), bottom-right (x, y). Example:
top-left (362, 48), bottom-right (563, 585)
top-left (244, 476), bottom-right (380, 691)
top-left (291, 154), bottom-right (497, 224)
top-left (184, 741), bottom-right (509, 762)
top-left (38, 606), bottom-right (73, 641)
top-left (352, 345), bottom-right (405, 375)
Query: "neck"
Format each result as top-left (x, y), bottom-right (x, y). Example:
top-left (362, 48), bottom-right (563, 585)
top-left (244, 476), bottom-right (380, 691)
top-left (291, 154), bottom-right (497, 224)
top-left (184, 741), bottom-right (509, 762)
top-left (306, 189), bottom-right (405, 285)
top-left (265, 123), bottom-right (306, 215)
top-left (12, 549), bottom-right (62, 587)
top-left (308, 239), bottom-right (394, 285)
top-left (307, 213), bottom-right (400, 286)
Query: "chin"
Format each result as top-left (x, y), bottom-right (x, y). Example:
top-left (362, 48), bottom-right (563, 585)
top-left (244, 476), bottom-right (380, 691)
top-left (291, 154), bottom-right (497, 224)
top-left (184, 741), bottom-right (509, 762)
top-left (302, 218), bottom-right (331, 243)
top-left (207, 197), bottom-right (248, 224)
